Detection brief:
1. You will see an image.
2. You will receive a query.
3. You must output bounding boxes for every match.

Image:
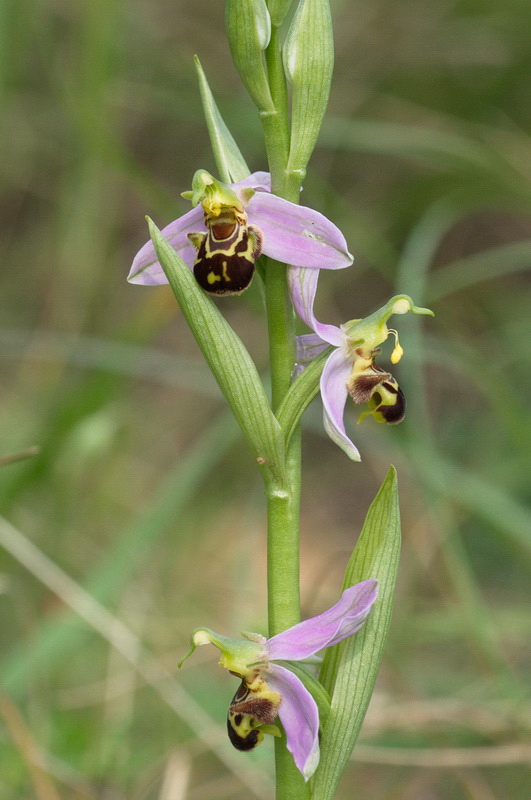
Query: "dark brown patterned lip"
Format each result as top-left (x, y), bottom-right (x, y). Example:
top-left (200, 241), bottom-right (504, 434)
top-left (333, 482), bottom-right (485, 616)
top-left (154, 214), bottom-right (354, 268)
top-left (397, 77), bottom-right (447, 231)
top-left (230, 696), bottom-right (277, 725)
top-left (377, 387), bottom-right (406, 424)
top-left (227, 718), bottom-right (260, 751)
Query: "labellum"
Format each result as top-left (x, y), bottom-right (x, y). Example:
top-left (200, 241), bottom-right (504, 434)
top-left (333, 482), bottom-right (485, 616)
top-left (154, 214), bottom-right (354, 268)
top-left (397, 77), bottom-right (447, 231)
top-left (226, 670), bottom-right (281, 750)
top-left (188, 209), bottom-right (263, 295)
top-left (347, 356), bottom-right (406, 425)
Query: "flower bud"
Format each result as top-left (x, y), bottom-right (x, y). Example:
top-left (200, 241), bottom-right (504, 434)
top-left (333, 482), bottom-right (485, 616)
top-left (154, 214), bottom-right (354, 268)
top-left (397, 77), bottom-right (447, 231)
top-left (225, 0), bottom-right (275, 113)
top-left (283, 0), bottom-right (334, 175)
top-left (267, 0), bottom-right (294, 27)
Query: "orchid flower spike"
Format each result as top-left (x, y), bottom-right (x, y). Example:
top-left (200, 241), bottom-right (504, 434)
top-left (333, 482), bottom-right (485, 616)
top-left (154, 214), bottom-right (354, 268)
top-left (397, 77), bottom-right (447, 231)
top-left (179, 580), bottom-right (378, 780)
top-left (128, 170), bottom-right (353, 295)
top-left (289, 268), bottom-right (434, 461)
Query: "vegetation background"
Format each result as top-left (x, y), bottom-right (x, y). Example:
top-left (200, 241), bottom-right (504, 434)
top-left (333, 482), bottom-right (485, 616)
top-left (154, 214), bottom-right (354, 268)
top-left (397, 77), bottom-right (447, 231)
top-left (1, 0), bottom-right (530, 798)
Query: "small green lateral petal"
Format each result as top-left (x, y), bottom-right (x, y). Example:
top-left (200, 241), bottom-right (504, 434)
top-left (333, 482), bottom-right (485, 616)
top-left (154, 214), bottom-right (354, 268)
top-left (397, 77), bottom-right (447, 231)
top-left (148, 219), bottom-right (286, 488)
top-left (185, 170), bottom-right (243, 213)
top-left (312, 468), bottom-right (401, 798)
top-left (194, 56), bottom-right (251, 184)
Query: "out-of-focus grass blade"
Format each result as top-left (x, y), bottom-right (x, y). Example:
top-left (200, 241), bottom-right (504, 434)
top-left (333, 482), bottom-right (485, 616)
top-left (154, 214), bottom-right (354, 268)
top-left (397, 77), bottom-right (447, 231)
top-left (0, 516), bottom-right (274, 798)
top-left (0, 447), bottom-right (40, 467)
top-left (312, 467), bottom-right (400, 800)
top-left (413, 445), bottom-right (531, 568)
top-left (149, 219), bottom-right (286, 487)
top-left (426, 239), bottom-right (531, 302)
top-left (2, 412), bottom-right (238, 692)
top-left (320, 118), bottom-right (503, 173)
top-left (194, 55), bottom-right (250, 184)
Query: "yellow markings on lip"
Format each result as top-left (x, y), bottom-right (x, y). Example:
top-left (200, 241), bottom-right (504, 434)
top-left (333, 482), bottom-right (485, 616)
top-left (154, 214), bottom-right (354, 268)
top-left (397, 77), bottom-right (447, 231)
top-left (189, 220), bottom-right (263, 296)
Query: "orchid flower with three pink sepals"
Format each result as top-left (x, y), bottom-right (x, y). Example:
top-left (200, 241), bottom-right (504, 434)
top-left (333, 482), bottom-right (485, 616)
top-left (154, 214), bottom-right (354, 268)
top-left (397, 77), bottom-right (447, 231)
top-left (128, 171), bottom-right (353, 291)
top-left (288, 268), bottom-right (434, 461)
top-left (179, 579), bottom-right (378, 780)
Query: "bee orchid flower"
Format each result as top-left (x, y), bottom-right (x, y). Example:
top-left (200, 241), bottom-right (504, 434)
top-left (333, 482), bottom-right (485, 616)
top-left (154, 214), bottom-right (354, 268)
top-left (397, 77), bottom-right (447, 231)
top-left (128, 170), bottom-right (353, 294)
top-left (179, 579), bottom-right (378, 780)
top-left (289, 268), bottom-right (433, 461)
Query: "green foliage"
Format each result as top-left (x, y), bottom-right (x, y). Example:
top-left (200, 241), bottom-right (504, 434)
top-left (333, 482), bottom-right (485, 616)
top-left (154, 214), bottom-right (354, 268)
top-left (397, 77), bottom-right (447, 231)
top-left (1, 0), bottom-right (530, 798)
top-left (148, 219), bottom-right (287, 488)
top-left (276, 346), bottom-right (332, 448)
top-left (313, 468), bottom-right (401, 800)
top-left (194, 55), bottom-right (251, 184)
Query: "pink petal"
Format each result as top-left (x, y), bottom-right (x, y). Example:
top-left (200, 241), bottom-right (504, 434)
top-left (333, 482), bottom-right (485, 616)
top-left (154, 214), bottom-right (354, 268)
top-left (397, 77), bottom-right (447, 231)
top-left (267, 664), bottom-right (320, 780)
top-left (128, 205), bottom-right (203, 285)
top-left (321, 348), bottom-right (361, 461)
top-left (127, 173), bottom-right (271, 286)
top-left (236, 171), bottom-right (271, 191)
top-left (296, 333), bottom-right (331, 366)
top-left (267, 580), bottom-right (378, 662)
top-left (246, 193), bottom-right (353, 270)
top-left (288, 267), bottom-right (345, 345)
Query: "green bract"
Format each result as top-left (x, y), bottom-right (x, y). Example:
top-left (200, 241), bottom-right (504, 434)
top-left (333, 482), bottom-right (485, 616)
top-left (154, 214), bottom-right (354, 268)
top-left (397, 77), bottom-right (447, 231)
top-left (283, 0), bottom-right (334, 177)
top-left (312, 468), bottom-right (401, 798)
top-left (147, 219), bottom-right (286, 488)
top-left (276, 346), bottom-right (332, 449)
top-left (194, 56), bottom-right (251, 184)
top-left (266, 0), bottom-right (294, 28)
top-left (225, 0), bottom-right (275, 113)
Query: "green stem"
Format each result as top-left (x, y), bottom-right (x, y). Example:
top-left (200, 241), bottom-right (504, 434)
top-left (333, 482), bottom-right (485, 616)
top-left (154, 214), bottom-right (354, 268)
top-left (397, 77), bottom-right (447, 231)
top-left (262, 18), bottom-right (301, 639)
top-left (266, 444), bottom-right (300, 634)
top-left (265, 258), bottom-right (296, 411)
top-left (262, 22), bottom-right (310, 800)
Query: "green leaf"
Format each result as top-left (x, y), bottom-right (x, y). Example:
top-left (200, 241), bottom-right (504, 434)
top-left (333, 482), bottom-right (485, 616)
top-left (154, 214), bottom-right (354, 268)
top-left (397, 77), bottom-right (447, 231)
top-left (148, 219), bottom-right (286, 487)
top-left (276, 347), bottom-right (332, 449)
top-left (311, 467), bottom-right (401, 800)
top-left (194, 56), bottom-right (251, 184)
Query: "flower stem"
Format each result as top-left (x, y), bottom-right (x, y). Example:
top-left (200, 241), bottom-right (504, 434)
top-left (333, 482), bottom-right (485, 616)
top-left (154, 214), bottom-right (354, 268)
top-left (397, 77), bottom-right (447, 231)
top-left (266, 436), bottom-right (301, 634)
top-left (262, 12), bottom-right (302, 642)
top-left (263, 24), bottom-right (310, 800)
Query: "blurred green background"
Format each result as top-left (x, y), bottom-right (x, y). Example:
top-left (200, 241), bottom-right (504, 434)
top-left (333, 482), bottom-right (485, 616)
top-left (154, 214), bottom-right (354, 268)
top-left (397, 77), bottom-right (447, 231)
top-left (1, 0), bottom-right (530, 798)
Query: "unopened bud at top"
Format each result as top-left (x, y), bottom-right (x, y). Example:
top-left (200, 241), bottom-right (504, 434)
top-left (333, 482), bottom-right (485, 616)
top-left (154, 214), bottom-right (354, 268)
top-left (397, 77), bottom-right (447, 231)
top-left (267, 0), bottom-right (294, 27)
top-left (225, 0), bottom-right (275, 113)
top-left (283, 0), bottom-right (334, 175)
